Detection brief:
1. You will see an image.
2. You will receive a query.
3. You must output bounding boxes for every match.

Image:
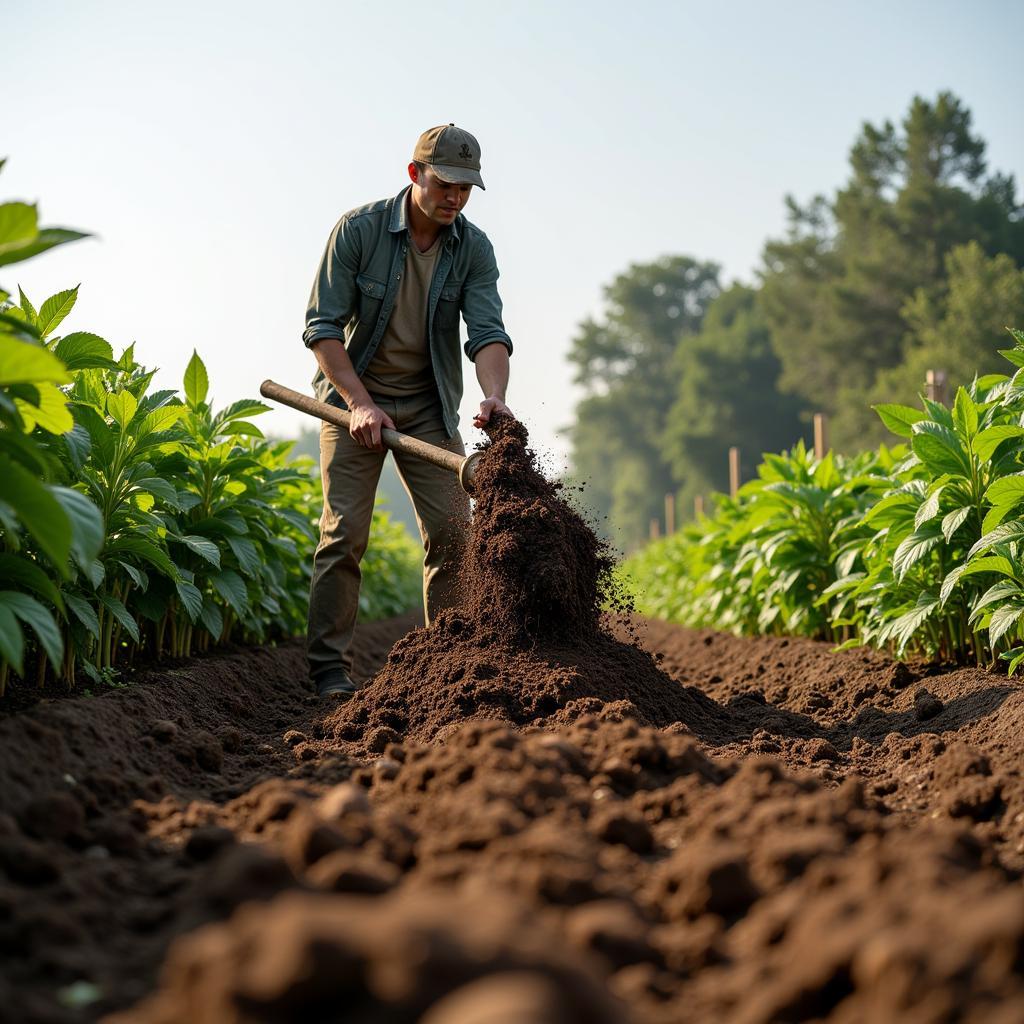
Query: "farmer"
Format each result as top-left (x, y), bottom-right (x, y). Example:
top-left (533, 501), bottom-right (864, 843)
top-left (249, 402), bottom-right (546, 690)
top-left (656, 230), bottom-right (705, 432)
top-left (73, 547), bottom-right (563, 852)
top-left (302, 124), bottom-right (513, 699)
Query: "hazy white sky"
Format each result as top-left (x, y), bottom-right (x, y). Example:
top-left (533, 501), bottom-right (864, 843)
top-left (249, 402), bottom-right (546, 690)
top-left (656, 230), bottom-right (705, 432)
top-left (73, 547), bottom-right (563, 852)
top-left (5, 0), bottom-right (1023, 464)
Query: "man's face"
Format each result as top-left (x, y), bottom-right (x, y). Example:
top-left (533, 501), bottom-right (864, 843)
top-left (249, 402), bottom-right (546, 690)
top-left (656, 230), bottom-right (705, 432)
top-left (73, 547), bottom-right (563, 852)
top-left (409, 164), bottom-right (472, 226)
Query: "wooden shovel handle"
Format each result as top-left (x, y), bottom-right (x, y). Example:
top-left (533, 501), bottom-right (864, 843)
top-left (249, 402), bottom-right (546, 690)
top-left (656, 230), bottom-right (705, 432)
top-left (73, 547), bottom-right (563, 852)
top-left (259, 379), bottom-right (479, 492)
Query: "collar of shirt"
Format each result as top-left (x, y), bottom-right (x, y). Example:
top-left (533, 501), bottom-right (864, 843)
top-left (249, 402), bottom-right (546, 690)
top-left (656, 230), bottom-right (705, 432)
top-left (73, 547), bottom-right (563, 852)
top-left (389, 185), bottom-right (461, 245)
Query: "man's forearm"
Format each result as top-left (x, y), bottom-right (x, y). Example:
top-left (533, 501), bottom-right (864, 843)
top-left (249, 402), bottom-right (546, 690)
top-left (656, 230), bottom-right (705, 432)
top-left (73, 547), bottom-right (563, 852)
top-left (474, 342), bottom-right (510, 400)
top-left (311, 338), bottom-right (374, 409)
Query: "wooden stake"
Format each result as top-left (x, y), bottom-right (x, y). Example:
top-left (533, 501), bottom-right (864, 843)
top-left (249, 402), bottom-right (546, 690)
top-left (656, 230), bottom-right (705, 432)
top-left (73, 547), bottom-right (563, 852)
top-left (665, 493), bottom-right (675, 535)
top-left (694, 495), bottom-right (705, 519)
top-left (649, 517), bottom-right (660, 541)
top-left (813, 413), bottom-right (828, 459)
top-left (729, 447), bottom-right (740, 498)
top-left (925, 369), bottom-right (948, 405)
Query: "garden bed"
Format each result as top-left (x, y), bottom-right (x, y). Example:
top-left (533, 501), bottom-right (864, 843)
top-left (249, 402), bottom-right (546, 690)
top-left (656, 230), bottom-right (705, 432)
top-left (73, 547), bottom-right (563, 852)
top-left (1, 613), bottom-right (1022, 1023)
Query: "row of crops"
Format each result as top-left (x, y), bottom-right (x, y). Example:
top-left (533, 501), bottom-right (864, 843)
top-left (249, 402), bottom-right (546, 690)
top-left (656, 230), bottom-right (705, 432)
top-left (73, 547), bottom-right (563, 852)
top-left (622, 332), bottom-right (1024, 675)
top-left (1, 171), bottom-right (420, 695)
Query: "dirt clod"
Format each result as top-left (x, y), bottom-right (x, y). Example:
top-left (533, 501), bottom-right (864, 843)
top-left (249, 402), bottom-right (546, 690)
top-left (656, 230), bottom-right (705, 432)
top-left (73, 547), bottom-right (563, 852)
top-left (914, 688), bottom-right (944, 721)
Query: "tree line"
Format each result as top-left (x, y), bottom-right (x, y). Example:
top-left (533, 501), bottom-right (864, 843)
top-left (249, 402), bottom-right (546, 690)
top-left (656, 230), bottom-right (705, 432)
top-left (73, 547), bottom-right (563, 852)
top-left (567, 92), bottom-right (1024, 549)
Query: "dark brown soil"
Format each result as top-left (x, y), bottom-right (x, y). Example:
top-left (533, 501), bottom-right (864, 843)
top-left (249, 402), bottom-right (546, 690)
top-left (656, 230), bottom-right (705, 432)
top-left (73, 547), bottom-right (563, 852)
top-left (326, 417), bottom-right (720, 754)
top-left (3, 422), bottom-right (1024, 1022)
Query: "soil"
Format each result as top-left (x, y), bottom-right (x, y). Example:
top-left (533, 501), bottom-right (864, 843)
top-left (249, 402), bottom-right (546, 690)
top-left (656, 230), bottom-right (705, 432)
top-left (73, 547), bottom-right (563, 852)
top-left (2, 420), bottom-right (1024, 1023)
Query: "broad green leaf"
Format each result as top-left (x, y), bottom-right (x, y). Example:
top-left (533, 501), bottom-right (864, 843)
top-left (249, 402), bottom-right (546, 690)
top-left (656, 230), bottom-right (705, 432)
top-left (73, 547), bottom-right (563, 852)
top-left (0, 553), bottom-right (64, 609)
top-left (833, 637), bottom-right (867, 651)
top-left (0, 227), bottom-right (89, 268)
top-left (0, 338), bottom-right (70, 386)
top-left (882, 593), bottom-right (939, 655)
top-left (914, 485), bottom-right (944, 529)
top-left (948, 556), bottom-right (1020, 608)
top-left (981, 503), bottom-right (1011, 536)
top-left (214, 399), bottom-right (270, 423)
top-left (939, 563), bottom-right (970, 606)
top-left (211, 569), bottom-right (248, 616)
top-left (998, 348), bottom-right (1024, 370)
top-left (62, 424), bottom-right (92, 470)
top-left (86, 559), bottom-right (105, 589)
top-left (64, 593), bottom-right (100, 638)
top-left (975, 373), bottom-right (1009, 392)
top-left (0, 423), bottom-right (50, 475)
top-left (989, 603), bottom-right (1024, 646)
top-left (220, 420), bottom-right (263, 438)
top-left (18, 286), bottom-right (38, 322)
top-left (952, 386), bottom-right (978, 438)
top-left (941, 506), bottom-right (972, 543)
top-left (99, 593), bottom-right (140, 643)
top-left (118, 342), bottom-right (136, 370)
top-left (0, 590), bottom-right (63, 669)
top-left (105, 536), bottom-right (178, 579)
top-left (134, 476), bottom-right (181, 508)
top-left (117, 561), bottom-right (149, 591)
top-left (198, 596), bottom-right (224, 639)
top-left (912, 422), bottom-right (970, 477)
top-left (974, 426), bottom-right (1024, 462)
top-left (0, 201), bottom-right (37, 255)
top-left (175, 579), bottom-right (203, 622)
top-left (226, 536), bottom-right (260, 576)
top-left (0, 602), bottom-right (25, 672)
top-left (874, 403), bottom-right (926, 438)
top-left (139, 405), bottom-right (186, 435)
top-left (971, 580), bottom-right (1024, 619)
top-left (176, 534), bottom-right (221, 567)
top-left (892, 522), bottom-right (943, 582)
top-left (184, 350), bottom-right (209, 406)
top-left (0, 459), bottom-right (71, 571)
top-left (51, 486), bottom-right (104, 569)
top-left (0, 309), bottom-right (41, 343)
top-left (53, 332), bottom-right (118, 371)
top-left (15, 381), bottom-right (73, 434)
top-left (985, 474), bottom-right (1024, 510)
top-left (106, 389), bottom-right (138, 428)
top-left (132, 587), bottom-right (169, 623)
top-left (862, 491), bottom-right (918, 527)
top-left (37, 286), bottom-right (79, 338)
top-left (969, 520), bottom-right (1024, 558)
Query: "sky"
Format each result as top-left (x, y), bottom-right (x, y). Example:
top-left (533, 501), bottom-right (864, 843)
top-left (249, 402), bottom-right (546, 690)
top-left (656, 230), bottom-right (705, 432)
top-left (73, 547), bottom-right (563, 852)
top-left (5, 0), bottom-right (1023, 466)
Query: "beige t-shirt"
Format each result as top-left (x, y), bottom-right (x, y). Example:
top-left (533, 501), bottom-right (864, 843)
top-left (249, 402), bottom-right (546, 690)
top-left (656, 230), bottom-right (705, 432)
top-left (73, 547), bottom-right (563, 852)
top-left (362, 235), bottom-right (439, 396)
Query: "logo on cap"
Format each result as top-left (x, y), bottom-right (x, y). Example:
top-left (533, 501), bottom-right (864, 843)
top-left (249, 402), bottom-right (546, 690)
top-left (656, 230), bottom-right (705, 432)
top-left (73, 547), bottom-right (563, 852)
top-left (459, 144), bottom-right (473, 160)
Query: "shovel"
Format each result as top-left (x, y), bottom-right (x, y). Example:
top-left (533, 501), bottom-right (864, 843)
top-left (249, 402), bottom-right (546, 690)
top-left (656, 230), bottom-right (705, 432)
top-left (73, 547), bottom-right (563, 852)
top-left (259, 380), bottom-right (482, 494)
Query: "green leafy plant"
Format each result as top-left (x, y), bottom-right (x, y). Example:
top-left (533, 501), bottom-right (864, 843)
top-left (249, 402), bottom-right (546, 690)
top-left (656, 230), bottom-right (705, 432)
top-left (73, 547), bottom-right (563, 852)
top-left (0, 163), bottom-right (100, 694)
top-left (622, 328), bottom-right (1024, 674)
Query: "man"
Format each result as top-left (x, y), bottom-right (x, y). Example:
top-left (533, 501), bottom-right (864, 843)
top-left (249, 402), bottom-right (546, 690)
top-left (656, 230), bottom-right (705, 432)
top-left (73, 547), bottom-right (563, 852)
top-left (302, 124), bottom-right (513, 699)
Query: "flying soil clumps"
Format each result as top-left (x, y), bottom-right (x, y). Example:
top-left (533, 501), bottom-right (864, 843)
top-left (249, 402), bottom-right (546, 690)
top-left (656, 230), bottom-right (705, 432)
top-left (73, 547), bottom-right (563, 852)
top-left (328, 417), bottom-right (715, 749)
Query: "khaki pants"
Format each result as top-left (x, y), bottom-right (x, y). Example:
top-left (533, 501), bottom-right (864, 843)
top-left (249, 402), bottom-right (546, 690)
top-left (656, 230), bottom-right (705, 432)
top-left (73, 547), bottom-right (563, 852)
top-left (307, 390), bottom-right (471, 680)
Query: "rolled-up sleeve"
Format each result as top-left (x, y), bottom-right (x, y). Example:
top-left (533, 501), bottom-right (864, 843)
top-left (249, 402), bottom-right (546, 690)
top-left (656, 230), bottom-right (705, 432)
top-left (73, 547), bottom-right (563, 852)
top-left (302, 216), bottom-right (361, 349)
top-left (462, 235), bottom-right (513, 361)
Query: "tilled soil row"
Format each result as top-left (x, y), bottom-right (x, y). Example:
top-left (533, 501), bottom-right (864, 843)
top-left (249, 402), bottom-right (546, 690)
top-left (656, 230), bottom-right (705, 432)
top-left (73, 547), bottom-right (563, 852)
top-left (0, 617), bottom-right (414, 1023)
top-left (0, 619), bottom-right (1022, 1023)
top-left (3, 418), bottom-right (1024, 1023)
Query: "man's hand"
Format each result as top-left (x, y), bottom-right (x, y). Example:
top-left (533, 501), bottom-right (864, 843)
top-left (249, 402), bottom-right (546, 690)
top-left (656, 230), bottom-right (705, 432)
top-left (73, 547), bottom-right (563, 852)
top-left (349, 401), bottom-right (396, 450)
top-left (474, 396), bottom-right (514, 429)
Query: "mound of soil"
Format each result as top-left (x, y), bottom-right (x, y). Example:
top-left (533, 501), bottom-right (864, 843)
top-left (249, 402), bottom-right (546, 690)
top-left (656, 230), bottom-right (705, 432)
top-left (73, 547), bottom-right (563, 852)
top-left (327, 418), bottom-right (717, 751)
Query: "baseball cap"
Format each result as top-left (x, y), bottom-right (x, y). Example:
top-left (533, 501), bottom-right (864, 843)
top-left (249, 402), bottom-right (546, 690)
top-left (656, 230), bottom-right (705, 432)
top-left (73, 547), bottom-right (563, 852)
top-left (413, 124), bottom-right (486, 190)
